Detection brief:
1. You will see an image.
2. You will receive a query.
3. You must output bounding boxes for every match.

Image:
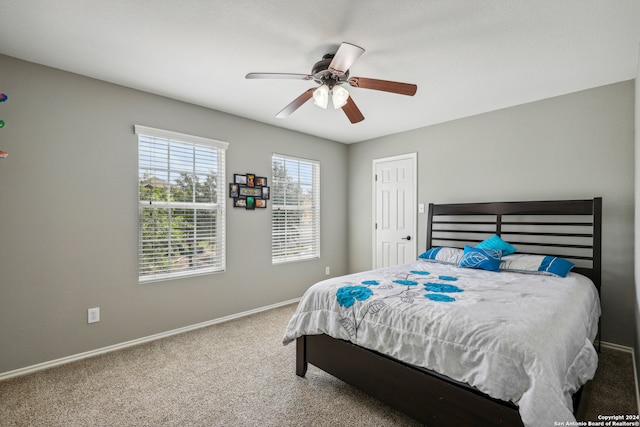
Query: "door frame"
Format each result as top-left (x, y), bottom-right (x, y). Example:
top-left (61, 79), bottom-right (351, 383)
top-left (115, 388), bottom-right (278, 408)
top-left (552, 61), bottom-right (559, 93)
top-left (371, 152), bottom-right (418, 268)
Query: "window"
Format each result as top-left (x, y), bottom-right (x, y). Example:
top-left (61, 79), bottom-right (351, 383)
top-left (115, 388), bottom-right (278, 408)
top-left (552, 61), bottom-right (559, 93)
top-left (271, 154), bottom-right (320, 264)
top-left (136, 125), bottom-right (228, 282)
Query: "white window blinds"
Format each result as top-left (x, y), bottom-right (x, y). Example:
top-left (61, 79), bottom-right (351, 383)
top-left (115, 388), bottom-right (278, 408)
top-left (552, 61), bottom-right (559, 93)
top-left (136, 125), bottom-right (228, 282)
top-left (271, 154), bottom-right (320, 264)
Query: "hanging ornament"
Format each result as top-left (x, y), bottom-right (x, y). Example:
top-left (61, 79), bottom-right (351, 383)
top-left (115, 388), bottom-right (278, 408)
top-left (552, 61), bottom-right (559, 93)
top-left (0, 92), bottom-right (6, 128)
top-left (0, 92), bottom-right (7, 157)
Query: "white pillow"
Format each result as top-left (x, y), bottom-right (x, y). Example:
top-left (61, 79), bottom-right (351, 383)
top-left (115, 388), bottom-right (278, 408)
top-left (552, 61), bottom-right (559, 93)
top-left (499, 254), bottom-right (574, 277)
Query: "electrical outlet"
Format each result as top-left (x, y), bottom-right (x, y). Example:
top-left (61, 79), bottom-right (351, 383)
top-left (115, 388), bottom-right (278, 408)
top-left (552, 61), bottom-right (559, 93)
top-left (325, 266), bottom-right (330, 276)
top-left (88, 307), bottom-right (100, 324)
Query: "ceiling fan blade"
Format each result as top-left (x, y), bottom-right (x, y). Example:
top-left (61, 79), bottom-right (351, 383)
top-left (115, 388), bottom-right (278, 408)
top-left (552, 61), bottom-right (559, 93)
top-left (328, 42), bottom-right (365, 76)
top-left (246, 73), bottom-right (313, 80)
top-left (348, 77), bottom-right (417, 96)
top-left (341, 96), bottom-right (364, 124)
top-left (276, 88), bottom-right (315, 118)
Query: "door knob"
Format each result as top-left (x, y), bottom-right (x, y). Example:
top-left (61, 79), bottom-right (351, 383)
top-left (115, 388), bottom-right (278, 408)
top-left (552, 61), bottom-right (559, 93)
top-left (401, 236), bottom-right (411, 241)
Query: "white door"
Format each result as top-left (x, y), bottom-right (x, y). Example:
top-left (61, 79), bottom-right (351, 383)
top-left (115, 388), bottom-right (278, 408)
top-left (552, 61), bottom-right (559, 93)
top-left (373, 153), bottom-right (417, 269)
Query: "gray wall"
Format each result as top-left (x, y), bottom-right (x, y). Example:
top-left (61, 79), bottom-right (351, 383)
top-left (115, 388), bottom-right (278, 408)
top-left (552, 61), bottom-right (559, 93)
top-left (348, 81), bottom-right (636, 347)
top-left (0, 55), bottom-right (349, 374)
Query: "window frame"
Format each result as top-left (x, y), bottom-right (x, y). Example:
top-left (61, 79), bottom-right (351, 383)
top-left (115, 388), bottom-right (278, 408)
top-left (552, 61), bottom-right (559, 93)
top-left (136, 125), bottom-right (228, 283)
top-left (271, 153), bottom-right (320, 264)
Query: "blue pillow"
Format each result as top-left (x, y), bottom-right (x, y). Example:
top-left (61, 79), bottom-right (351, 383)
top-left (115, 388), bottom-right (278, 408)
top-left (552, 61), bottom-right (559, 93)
top-left (540, 256), bottom-right (574, 277)
top-left (476, 234), bottom-right (517, 256)
top-left (459, 246), bottom-right (502, 272)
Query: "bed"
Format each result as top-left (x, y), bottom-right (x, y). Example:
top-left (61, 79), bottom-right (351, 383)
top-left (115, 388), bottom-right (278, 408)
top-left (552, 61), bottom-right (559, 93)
top-left (283, 198), bottom-right (602, 427)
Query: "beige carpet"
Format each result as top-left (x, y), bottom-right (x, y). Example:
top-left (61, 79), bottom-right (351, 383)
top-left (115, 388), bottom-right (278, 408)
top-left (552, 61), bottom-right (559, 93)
top-left (0, 303), bottom-right (637, 426)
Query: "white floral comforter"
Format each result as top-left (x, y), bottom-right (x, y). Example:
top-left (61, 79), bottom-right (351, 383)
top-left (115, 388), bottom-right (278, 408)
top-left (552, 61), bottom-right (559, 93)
top-left (283, 260), bottom-right (601, 427)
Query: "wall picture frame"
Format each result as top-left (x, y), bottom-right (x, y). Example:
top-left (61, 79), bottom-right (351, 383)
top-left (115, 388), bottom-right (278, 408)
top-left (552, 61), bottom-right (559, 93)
top-left (234, 174), bottom-right (247, 185)
top-left (239, 186), bottom-right (261, 197)
top-left (230, 172), bottom-right (269, 210)
top-left (229, 183), bottom-right (239, 198)
top-left (246, 196), bottom-right (256, 210)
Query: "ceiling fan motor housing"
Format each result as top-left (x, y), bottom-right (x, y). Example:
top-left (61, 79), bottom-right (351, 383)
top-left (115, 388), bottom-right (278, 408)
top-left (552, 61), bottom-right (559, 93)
top-left (312, 54), bottom-right (348, 86)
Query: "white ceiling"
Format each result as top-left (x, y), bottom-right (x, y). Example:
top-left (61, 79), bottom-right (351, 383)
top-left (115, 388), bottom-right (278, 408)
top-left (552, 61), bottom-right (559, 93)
top-left (1, 1), bottom-right (639, 144)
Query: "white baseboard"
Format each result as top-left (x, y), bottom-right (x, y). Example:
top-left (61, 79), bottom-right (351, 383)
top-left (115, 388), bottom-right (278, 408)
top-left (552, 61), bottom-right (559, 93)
top-left (601, 341), bottom-right (634, 353)
top-left (601, 341), bottom-right (640, 414)
top-left (0, 298), bottom-right (300, 381)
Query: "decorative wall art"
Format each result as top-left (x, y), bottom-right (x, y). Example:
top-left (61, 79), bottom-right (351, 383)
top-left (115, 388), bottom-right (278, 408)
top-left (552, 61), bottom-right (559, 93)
top-left (230, 173), bottom-right (269, 210)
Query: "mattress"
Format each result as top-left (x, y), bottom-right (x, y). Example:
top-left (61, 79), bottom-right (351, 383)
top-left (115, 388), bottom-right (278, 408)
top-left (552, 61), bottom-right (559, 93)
top-left (283, 259), bottom-right (601, 427)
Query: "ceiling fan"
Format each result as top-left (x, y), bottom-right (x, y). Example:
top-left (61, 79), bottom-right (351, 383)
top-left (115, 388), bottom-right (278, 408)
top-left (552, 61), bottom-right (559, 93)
top-left (245, 42), bottom-right (417, 124)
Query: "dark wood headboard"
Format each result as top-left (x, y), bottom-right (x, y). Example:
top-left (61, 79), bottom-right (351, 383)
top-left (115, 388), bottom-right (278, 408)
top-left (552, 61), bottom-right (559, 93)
top-left (426, 198), bottom-right (602, 292)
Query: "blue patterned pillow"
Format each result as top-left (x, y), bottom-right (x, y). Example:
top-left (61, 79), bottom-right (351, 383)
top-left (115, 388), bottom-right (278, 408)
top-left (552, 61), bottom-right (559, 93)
top-left (418, 247), bottom-right (463, 265)
top-left (459, 246), bottom-right (502, 272)
top-left (500, 254), bottom-right (574, 277)
top-left (476, 234), bottom-right (517, 256)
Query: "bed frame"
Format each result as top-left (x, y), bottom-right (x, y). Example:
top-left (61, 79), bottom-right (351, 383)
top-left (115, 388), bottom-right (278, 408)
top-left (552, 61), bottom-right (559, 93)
top-left (296, 198), bottom-right (602, 427)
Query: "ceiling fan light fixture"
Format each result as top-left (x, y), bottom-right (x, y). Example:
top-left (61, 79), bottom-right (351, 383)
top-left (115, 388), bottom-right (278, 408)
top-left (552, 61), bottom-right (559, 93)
top-left (332, 86), bottom-right (349, 109)
top-left (245, 42), bottom-right (417, 123)
top-left (313, 84), bottom-right (329, 109)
